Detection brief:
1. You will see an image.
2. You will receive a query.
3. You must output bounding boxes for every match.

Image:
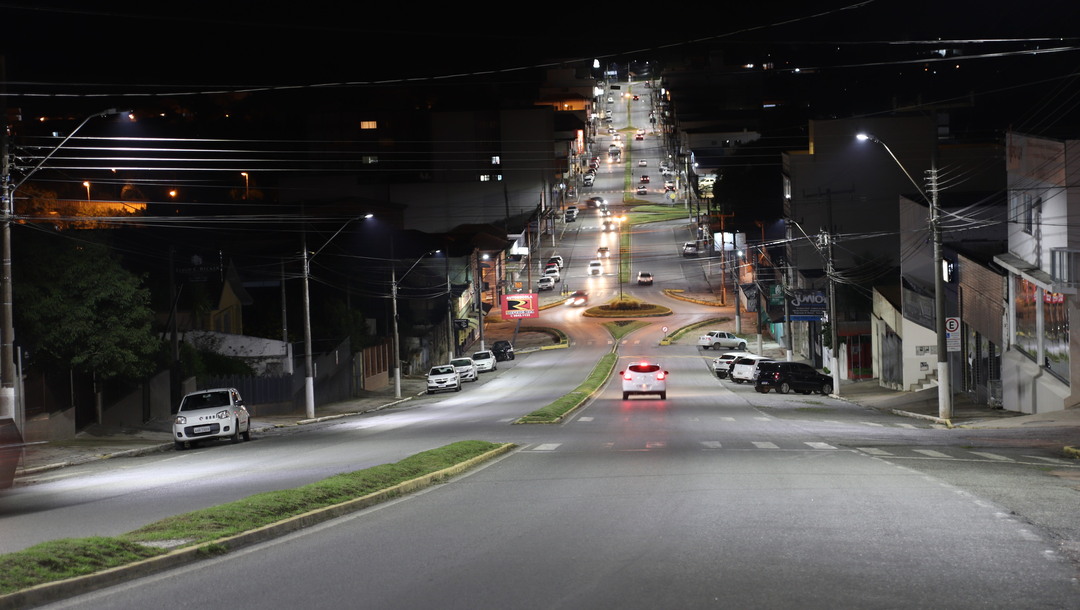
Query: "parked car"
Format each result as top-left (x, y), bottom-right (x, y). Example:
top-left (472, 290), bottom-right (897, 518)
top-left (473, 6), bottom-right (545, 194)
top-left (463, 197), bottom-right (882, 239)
top-left (566, 290), bottom-right (589, 306)
top-left (729, 355), bottom-right (774, 384)
top-left (547, 255), bottom-right (564, 268)
top-left (491, 340), bottom-right (515, 361)
top-left (682, 241), bottom-right (699, 257)
top-left (588, 260), bottom-right (603, 275)
top-left (427, 365), bottom-right (461, 394)
top-left (712, 352), bottom-right (748, 379)
top-left (543, 267), bottom-right (561, 282)
top-left (173, 388), bottom-right (251, 450)
top-left (582, 175), bottom-right (594, 187)
top-left (620, 361), bottom-right (668, 400)
top-left (755, 361), bottom-right (834, 395)
top-left (472, 350), bottom-right (498, 372)
top-left (538, 276), bottom-right (555, 291)
top-left (450, 357), bottom-right (479, 382)
top-left (697, 330), bottom-right (747, 351)
top-left (637, 271), bottom-right (653, 285)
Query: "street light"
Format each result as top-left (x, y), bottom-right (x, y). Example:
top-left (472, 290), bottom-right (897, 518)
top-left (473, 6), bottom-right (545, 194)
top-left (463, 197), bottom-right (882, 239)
top-left (240, 172), bottom-right (249, 200)
top-left (392, 249), bottom-right (438, 399)
top-left (856, 132), bottom-right (950, 419)
top-left (475, 251), bottom-right (490, 351)
top-left (300, 213), bottom-right (372, 418)
top-left (83, 181), bottom-right (91, 202)
top-left (0, 108), bottom-right (129, 422)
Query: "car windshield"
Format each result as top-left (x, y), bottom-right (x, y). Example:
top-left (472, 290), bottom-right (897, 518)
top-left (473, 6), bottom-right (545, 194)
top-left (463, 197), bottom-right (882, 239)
top-left (451, 359), bottom-right (472, 367)
top-left (628, 364), bottom-right (661, 373)
top-left (473, 352), bottom-right (492, 360)
top-left (431, 366), bottom-right (455, 375)
top-left (179, 391), bottom-right (230, 412)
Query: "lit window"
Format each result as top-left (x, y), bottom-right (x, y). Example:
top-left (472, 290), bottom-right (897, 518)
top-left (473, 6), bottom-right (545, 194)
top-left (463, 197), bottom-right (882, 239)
top-left (363, 156), bottom-right (378, 164)
top-left (480, 175), bottom-right (491, 182)
top-left (360, 121), bottom-right (377, 130)
top-left (491, 156), bottom-right (501, 165)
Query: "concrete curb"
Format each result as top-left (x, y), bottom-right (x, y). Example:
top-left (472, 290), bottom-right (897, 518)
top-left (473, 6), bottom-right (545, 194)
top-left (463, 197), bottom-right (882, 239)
top-left (0, 443), bottom-right (517, 610)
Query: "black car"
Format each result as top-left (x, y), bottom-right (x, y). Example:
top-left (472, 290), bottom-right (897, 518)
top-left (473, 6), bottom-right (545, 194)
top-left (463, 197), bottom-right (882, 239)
top-left (491, 340), bottom-right (515, 361)
top-left (754, 361), bottom-right (833, 395)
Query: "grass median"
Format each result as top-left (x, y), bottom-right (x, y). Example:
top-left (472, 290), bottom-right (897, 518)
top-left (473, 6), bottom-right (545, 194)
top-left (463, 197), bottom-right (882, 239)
top-left (0, 440), bottom-right (507, 596)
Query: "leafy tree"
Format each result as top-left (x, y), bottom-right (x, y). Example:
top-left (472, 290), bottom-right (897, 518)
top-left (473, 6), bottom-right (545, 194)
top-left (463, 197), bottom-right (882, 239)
top-left (14, 230), bottom-right (161, 382)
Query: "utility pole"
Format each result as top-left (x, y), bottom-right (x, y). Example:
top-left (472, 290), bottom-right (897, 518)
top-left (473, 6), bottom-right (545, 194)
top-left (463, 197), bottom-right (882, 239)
top-left (929, 164), bottom-right (951, 418)
top-left (823, 229), bottom-right (840, 396)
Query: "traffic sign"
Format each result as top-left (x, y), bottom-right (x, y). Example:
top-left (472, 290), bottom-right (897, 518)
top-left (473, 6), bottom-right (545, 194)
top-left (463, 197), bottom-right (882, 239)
top-left (945, 316), bottom-right (961, 352)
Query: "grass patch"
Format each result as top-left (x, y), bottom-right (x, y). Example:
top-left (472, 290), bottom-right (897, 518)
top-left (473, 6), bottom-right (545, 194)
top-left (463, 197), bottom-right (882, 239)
top-left (517, 353), bottom-right (619, 424)
top-left (0, 440), bottom-right (503, 595)
top-left (604, 320), bottom-right (649, 341)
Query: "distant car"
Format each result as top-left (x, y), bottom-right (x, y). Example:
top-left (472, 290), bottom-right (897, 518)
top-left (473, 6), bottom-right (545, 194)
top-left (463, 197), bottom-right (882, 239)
top-left (543, 267), bottom-right (561, 282)
top-left (755, 361), bottom-right (833, 395)
top-left (698, 330), bottom-right (747, 351)
top-left (547, 255), bottom-right (564, 268)
top-left (491, 340), bottom-right (515, 361)
top-left (587, 196), bottom-right (606, 208)
top-left (566, 290), bottom-right (589, 306)
top-left (582, 175), bottom-right (594, 187)
top-left (730, 355), bottom-right (774, 384)
top-left (712, 352), bottom-right (748, 379)
top-left (636, 271), bottom-right (653, 286)
top-left (635, 133), bottom-right (644, 141)
top-left (632, 94), bottom-right (640, 101)
top-left (599, 207), bottom-right (612, 217)
top-left (537, 276), bottom-right (555, 291)
top-left (450, 357), bottom-right (479, 382)
top-left (427, 365), bottom-right (462, 394)
top-left (173, 388), bottom-right (251, 450)
top-left (636, 185), bottom-right (648, 195)
top-left (638, 159), bottom-right (647, 167)
top-left (607, 96), bottom-right (613, 103)
top-left (602, 220), bottom-right (617, 232)
top-left (620, 361), bottom-right (668, 400)
top-left (682, 242), bottom-right (699, 257)
top-left (639, 175), bottom-right (650, 183)
top-left (471, 350), bottom-right (498, 373)
top-left (596, 246), bottom-right (610, 258)
top-left (588, 260), bottom-right (603, 275)
top-left (665, 180), bottom-right (675, 191)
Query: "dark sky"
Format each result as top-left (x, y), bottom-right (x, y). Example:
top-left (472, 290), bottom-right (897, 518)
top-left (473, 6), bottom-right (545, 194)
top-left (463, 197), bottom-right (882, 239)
top-left (6, 1), bottom-right (1080, 94)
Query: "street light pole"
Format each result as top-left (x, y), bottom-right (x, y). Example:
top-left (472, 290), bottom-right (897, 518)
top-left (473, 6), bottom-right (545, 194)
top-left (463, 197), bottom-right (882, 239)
top-left (857, 133), bottom-right (950, 418)
top-left (0, 108), bottom-right (126, 422)
top-left (475, 251), bottom-right (488, 351)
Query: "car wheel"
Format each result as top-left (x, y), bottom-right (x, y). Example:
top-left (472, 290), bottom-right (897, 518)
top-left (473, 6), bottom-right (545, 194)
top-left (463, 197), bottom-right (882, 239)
top-left (231, 420), bottom-right (242, 443)
top-left (427, 390), bottom-right (434, 394)
top-left (455, 383), bottom-right (462, 392)
top-left (732, 378), bottom-right (742, 384)
top-left (622, 391), bottom-right (629, 400)
top-left (755, 387), bottom-right (768, 393)
top-left (659, 392), bottom-right (667, 400)
top-left (174, 441), bottom-right (185, 451)
top-left (737, 342), bottom-right (746, 350)
top-left (492, 364), bottom-right (497, 371)
top-left (821, 382), bottom-right (833, 395)
top-left (242, 421), bottom-right (251, 441)
top-left (778, 382), bottom-right (791, 395)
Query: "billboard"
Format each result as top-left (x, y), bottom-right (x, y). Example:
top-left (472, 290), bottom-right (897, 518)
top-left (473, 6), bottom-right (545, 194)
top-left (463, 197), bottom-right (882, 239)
top-left (501, 293), bottom-right (539, 319)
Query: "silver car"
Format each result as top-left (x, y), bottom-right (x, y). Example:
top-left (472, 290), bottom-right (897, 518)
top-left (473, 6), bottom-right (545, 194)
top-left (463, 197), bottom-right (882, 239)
top-left (427, 365), bottom-right (461, 394)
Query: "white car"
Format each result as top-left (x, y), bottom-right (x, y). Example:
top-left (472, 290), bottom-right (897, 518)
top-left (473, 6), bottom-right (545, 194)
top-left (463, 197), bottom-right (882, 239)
top-left (538, 276), bottom-right (555, 291)
top-left (698, 330), bottom-right (747, 351)
top-left (451, 357), bottom-right (479, 382)
top-left (173, 388), bottom-right (251, 450)
top-left (427, 365), bottom-right (461, 394)
top-left (588, 260), bottom-right (603, 276)
top-left (638, 159), bottom-right (647, 167)
top-left (543, 267), bottom-right (561, 282)
top-left (471, 350), bottom-right (497, 372)
top-left (712, 352), bottom-right (749, 379)
top-left (620, 361), bottom-right (668, 400)
top-left (729, 355), bottom-right (774, 384)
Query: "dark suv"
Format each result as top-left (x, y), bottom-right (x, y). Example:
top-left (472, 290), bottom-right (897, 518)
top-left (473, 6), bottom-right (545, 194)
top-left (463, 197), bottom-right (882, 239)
top-left (755, 361), bottom-right (833, 395)
top-left (491, 340), bottom-right (515, 361)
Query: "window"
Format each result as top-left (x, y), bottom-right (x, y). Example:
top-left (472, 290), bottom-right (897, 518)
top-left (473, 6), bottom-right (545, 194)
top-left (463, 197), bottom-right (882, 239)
top-left (1014, 276), bottom-right (1038, 359)
top-left (1044, 291), bottom-right (1069, 382)
top-left (490, 156), bottom-right (501, 165)
top-left (360, 120), bottom-right (377, 130)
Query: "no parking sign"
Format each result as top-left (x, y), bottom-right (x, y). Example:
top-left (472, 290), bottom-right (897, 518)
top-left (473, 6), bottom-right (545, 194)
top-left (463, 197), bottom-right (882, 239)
top-left (945, 316), bottom-right (960, 352)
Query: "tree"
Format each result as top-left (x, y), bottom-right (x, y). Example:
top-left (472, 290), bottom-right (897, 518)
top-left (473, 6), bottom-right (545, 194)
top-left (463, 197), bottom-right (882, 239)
top-left (14, 230), bottom-right (161, 385)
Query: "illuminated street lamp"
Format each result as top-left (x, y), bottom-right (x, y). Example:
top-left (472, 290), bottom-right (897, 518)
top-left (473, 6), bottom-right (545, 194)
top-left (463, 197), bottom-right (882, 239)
top-left (83, 181), bottom-right (91, 202)
top-left (856, 132), bottom-right (950, 418)
top-left (240, 172), bottom-right (249, 199)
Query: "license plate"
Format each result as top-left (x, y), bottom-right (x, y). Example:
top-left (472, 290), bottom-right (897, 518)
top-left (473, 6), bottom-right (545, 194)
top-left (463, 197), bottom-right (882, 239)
top-left (193, 425), bottom-right (212, 434)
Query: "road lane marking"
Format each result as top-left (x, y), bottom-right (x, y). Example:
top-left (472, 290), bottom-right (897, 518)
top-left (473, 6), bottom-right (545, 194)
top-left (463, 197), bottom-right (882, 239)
top-left (804, 442), bottom-right (836, 450)
top-left (701, 441), bottom-right (722, 449)
top-left (970, 451), bottom-right (1014, 462)
top-left (857, 448), bottom-right (893, 456)
top-left (532, 443), bottom-right (561, 451)
top-left (913, 449), bottom-right (952, 458)
top-left (752, 441), bottom-right (779, 449)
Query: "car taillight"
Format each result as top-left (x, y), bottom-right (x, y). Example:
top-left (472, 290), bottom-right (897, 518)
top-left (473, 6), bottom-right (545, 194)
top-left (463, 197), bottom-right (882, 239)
top-left (656, 371), bottom-right (666, 380)
top-left (623, 371), bottom-right (633, 381)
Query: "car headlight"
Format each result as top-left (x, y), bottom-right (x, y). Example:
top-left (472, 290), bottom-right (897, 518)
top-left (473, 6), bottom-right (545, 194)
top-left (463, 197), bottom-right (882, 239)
top-left (217, 409), bottom-right (230, 419)
top-left (175, 416), bottom-right (187, 425)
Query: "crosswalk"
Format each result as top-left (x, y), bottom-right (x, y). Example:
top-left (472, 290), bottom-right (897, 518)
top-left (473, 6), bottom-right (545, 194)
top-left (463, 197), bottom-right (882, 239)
top-left (521, 441), bottom-right (1079, 465)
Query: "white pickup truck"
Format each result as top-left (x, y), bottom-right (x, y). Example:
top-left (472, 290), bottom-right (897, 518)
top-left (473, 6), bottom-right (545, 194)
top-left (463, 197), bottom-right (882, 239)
top-left (697, 330), bottom-right (746, 351)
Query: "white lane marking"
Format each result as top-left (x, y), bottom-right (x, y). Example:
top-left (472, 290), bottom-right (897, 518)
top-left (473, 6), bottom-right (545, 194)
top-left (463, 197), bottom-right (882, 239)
top-left (752, 441), bottom-right (779, 449)
top-left (719, 417), bottom-right (736, 422)
top-left (753, 417), bottom-right (772, 422)
top-left (578, 417), bottom-right (594, 422)
top-left (533, 443), bottom-right (561, 451)
top-left (1025, 455), bottom-right (1073, 465)
top-left (969, 451), bottom-right (1014, 462)
top-left (913, 449), bottom-right (952, 458)
top-left (701, 441), bottom-right (722, 449)
top-left (861, 422), bottom-right (885, 427)
top-left (858, 447), bottom-right (894, 456)
top-left (895, 423), bottom-right (918, 429)
top-left (804, 442), bottom-right (837, 450)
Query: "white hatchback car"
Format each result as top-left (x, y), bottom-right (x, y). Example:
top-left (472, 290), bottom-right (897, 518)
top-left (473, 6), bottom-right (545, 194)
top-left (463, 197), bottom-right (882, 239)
top-left (730, 355), bottom-right (774, 384)
top-left (588, 260), bottom-right (603, 276)
top-left (712, 352), bottom-right (749, 378)
top-left (451, 357), bottom-right (479, 382)
top-left (620, 361), bottom-right (668, 400)
top-left (472, 350), bottom-right (497, 372)
top-left (173, 388), bottom-right (251, 450)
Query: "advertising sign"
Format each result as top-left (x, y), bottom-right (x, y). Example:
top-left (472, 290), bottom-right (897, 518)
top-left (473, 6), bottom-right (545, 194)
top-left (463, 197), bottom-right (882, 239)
top-left (790, 289), bottom-right (827, 321)
top-left (501, 293), bottom-right (539, 319)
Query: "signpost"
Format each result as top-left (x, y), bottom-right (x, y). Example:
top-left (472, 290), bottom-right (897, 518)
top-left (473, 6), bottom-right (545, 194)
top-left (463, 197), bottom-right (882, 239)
top-left (945, 316), bottom-right (961, 353)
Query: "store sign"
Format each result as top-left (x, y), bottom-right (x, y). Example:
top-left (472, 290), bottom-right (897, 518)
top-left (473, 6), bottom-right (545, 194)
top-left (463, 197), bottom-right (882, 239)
top-left (790, 289), bottom-right (827, 321)
top-left (501, 293), bottom-right (539, 319)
